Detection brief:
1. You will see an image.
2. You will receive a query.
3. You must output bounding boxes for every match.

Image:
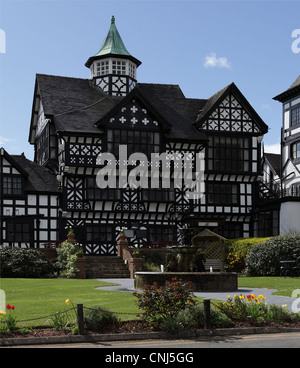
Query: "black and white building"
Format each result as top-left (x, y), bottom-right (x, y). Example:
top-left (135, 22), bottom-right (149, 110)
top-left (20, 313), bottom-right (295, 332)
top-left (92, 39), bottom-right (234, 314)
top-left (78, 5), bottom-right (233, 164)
top-left (0, 148), bottom-right (59, 248)
top-left (1, 16), bottom-right (270, 254)
top-left (258, 75), bottom-right (300, 236)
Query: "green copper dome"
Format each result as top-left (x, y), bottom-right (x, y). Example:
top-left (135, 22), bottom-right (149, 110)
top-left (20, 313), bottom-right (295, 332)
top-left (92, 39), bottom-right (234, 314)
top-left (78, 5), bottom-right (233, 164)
top-left (95, 16), bottom-right (131, 57)
top-left (85, 16), bottom-right (141, 68)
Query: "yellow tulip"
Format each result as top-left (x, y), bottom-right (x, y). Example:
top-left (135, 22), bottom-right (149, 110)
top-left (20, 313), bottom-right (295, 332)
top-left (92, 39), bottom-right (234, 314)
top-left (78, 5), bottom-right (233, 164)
top-left (65, 299), bottom-right (70, 305)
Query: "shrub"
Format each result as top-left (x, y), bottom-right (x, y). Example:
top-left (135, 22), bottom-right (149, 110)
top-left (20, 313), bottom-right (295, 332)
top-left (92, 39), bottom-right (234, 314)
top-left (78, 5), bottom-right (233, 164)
top-left (56, 241), bottom-right (78, 278)
top-left (224, 237), bottom-right (270, 273)
top-left (217, 293), bottom-right (300, 325)
top-left (161, 304), bottom-right (233, 334)
top-left (245, 235), bottom-right (300, 276)
top-left (84, 306), bottom-right (119, 332)
top-left (134, 278), bottom-right (197, 328)
top-left (0, 245), bottom-right (54, 278)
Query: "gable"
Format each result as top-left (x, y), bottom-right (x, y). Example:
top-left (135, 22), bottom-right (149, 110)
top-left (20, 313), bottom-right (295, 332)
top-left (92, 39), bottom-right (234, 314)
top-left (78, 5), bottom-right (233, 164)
top-left (0, 148), bottom-right (28, 177)
top-left (196, 83), bottom-right (268, 136)
top-left (96, 93), bottom-right (166, 132)
top-left (201, 93), bottom-right (263, 134)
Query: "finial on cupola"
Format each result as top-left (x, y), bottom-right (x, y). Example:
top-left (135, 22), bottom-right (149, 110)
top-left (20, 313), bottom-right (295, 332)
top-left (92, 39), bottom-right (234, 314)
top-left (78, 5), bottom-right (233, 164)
top-left (111, 15), bottom-right (115, 24)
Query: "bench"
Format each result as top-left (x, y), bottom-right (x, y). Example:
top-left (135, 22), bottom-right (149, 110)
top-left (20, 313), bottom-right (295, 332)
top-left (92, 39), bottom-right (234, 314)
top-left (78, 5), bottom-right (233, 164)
top-left (204, 259), bottom-right (224, 272)
top-left (280, 260), bottom-right (300, 277)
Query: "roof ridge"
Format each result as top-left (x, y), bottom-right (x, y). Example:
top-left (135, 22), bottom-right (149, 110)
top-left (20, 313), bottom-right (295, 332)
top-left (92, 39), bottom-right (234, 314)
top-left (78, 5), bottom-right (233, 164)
top-left (36, 73), bottom-right (88, 81)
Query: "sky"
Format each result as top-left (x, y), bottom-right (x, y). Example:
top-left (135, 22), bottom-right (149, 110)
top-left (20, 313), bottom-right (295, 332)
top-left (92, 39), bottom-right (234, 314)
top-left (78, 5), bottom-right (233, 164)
top-left (0, 0), bottom-right (299, 160)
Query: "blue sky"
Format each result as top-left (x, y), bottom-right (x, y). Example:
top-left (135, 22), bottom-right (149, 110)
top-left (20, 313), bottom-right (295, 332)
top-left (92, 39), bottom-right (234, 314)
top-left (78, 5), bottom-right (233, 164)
top-left (0, 0), bottom-right (299, 160)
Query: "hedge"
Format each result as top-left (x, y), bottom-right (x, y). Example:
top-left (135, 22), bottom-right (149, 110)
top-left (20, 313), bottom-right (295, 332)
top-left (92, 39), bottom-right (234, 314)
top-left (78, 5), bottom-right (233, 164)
top-left (245, 235), bottom-right (300, 276)
top-left (0, 246), bottom-right (54, 278)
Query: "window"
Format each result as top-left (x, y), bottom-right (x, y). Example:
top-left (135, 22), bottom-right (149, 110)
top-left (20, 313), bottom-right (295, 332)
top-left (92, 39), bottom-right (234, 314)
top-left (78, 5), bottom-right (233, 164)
top-left (291, 107), bottom-right (300, 126)
top-left (85, 177), bottom-right (121, 200)
top-left (96, 61), bottom-right (109, 76)
top-left (207, 136), bottom-right (251, 172)
top-left (107, 129), bottom-right (160, 158)
top-left (148, 226), bottom-right (176, 244)
top-left (6, 218), bottom-right (32, 244)
top-left (218, 222), bottom-right (243, 238)
top-left (36, 125), bottom-right (49, 165)
top-left (291, 183), bottom-right (300, 196)
top-left (141, 188), bottom-right (175, 202)
top-left (86, 224), bottom-right (113, 243)
top-left (292, 141), bottom-right (300, 160)
top-left (207, 182), bottom-right (239, 205)
top-left (112, 60), bottom-right (126, 75)
top-left (2, 176), bottom-right (23, 196)
top-left (128, 63), bottom-right (136, 79)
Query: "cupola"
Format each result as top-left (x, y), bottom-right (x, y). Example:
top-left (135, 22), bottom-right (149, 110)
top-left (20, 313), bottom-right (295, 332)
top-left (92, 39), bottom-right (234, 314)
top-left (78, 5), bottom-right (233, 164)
top-left (85, 16), bottom-right (141, 96)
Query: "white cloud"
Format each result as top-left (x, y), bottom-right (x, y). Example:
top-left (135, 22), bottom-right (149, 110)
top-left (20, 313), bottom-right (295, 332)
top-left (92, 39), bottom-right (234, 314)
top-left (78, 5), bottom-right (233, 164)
top-left (261, 104), bottom-right (272, 111)
top-left (264, 143), bottom-right (281, 154)
top-left (204, 53), bottom-right (231, 69)
top-left (0, 136), bottom-right (15, 146)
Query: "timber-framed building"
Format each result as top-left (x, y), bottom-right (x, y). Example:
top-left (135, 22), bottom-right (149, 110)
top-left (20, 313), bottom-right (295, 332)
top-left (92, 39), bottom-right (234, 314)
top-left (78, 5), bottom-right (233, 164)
top-left (1, 16), bottom-right (269, 254)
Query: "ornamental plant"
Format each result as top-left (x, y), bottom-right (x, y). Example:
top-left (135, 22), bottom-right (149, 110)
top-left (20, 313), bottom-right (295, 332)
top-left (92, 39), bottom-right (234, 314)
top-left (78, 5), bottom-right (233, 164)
top-left (51, 299), bottom-right (77, 332)
top-left (0, 304), bottom-right (17, 332)
top-left (217, 294), bottom-right (300, 325)
top-left (65, 225), bottom-right (74, 236)
top-left (133, 277), bottom-right (197, 328)
top-left (56, 241), bottom-right (78, 278)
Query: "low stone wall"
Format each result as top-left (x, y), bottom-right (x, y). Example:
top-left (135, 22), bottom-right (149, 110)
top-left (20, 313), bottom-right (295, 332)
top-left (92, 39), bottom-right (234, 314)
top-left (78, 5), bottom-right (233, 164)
top-left (134, 272), bottom-right (238, 292)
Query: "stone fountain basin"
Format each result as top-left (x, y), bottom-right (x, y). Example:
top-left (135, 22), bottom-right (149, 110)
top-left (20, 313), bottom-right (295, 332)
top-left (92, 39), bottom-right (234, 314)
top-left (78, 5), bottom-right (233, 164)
top-left (134, 271), bottom-right (238, 292)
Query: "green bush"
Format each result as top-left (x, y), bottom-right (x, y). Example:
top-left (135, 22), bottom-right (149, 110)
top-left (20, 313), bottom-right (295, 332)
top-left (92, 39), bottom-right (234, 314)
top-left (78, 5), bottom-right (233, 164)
top-left (224, 237), bottom-right (270, 273)
top-left (134, 278), bottom-right (197, 328)
top-left (245, 235), bottom-right (300, 276)
top-left (56, 241), bottom-right (78, 278)
top-left (161, 304), bottom-right (233, 334)
top-left (84, 306), bottom-right (119, 332)
top-left (0, 245), bottom-right (54, 278)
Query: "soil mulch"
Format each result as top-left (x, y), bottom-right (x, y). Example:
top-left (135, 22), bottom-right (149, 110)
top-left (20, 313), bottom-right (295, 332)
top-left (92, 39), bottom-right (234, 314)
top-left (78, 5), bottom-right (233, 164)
top-left (1, 319), bottom-right (300, 339)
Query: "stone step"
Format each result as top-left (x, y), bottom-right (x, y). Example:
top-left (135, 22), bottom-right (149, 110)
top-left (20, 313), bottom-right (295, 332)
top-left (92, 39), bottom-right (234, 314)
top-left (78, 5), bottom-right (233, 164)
top-left (85, 256), bottom-right (130, 278)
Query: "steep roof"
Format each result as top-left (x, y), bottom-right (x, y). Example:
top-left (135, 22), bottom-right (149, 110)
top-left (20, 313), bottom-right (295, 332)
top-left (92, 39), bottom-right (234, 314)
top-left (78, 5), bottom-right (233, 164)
top-left (0, 148), bottom-right (59, 193)
top-left (273, 75), bottom-right (300, 102)
top-left (34, 74), bottom-right (121, 135)
top-left (264, 152), bottom-right (281, 176)
top-left (32, 74), bottom-right (208, 142)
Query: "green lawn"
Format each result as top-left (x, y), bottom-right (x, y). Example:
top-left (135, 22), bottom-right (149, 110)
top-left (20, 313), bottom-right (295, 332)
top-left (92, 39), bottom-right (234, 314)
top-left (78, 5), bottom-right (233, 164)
top-left (0, 278), bottom-right (139, 327)
top-left (238, 276), bottom-right (300, 297)
top-left (1, 276), bottom-right (299, 329)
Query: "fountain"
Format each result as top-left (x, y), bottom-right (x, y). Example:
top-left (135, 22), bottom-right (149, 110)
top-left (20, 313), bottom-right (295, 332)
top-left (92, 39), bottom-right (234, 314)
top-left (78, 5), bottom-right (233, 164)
top-left (134, 229), bottom-right (238, 292)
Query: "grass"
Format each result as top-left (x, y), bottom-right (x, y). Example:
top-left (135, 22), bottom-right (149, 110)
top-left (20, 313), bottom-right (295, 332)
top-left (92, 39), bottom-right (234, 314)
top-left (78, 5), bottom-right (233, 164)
top-left (238, 276), bottom-right (300, 297)
top-left (0, 278), bottom-right (139, 327)
top-left (1, 276), bottom-right (299, 329)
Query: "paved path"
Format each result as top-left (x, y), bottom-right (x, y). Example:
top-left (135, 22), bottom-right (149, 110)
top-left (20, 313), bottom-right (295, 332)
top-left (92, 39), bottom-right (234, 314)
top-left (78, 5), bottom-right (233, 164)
top-left (96, 278), bottom-right (299, 312)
